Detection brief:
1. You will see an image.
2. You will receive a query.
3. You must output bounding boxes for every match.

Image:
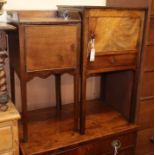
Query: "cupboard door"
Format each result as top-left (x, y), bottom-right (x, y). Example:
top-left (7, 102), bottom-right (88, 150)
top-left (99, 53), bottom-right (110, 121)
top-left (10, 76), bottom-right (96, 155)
top-left (87, 9), bottom-right (145, 54)
top-left (25, 24), bottom-right (80, 72)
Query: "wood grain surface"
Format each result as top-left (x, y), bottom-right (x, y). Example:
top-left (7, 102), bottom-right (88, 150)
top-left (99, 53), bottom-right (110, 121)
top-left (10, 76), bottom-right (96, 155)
top-left (20, 100), bottom-right (137, 155)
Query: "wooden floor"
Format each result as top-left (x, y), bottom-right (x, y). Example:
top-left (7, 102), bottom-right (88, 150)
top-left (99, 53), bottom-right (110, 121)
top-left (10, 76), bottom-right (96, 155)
top-left (20, 100), bottom-right (137, 155)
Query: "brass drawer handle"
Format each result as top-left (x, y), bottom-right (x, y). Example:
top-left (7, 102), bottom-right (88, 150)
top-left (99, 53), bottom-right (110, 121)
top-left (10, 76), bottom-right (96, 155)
top-left (112, 140), bottom-right (121, 155)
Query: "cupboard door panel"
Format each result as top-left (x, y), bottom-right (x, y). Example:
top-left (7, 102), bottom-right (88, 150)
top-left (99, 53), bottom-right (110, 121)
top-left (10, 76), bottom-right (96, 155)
top-left (25, 25), bottom-right (80, 72)
top-left (89, 17), bottom-right (140, 53)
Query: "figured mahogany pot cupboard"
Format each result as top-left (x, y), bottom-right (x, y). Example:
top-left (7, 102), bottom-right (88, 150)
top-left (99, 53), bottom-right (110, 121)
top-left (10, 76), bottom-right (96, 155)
top-left (58, 5), bottom-right (147, 132)
top-left (7, 5), bottom-right (148, 155)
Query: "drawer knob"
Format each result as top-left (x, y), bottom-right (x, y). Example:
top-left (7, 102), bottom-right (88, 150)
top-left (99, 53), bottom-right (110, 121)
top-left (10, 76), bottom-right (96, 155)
top-left (109, 56), bottom-right (116, 64)
top-left (112, 140), bottom-right (121, 155)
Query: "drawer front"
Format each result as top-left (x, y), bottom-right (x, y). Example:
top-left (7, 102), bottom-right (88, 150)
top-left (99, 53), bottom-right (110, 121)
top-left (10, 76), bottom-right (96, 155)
top-left (136, 128), bottom-right (154, 155)
top-left (87, 9), bottom-right (145, 54)
top-left (60, 132), bottom-right (136, 155)
top-left (138, 99), bottom-right (154, 129)
top-left (141, 72), bottom-right (154, 98)
top-left (25, 24), bottom-right (80, 72)
top-left (143, 46), bottom-right (154, 71)
top-left (87, 53), bottom-right (137, 73)
top-left (0, 122), bottom-right (13, 152)
top-left (148, 17), bottom-right (154, 45)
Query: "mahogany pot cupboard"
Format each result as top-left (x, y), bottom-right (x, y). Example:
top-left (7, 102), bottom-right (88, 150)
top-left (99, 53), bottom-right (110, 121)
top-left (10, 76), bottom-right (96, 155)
top-left (7, 5), bottom-right (148, 155)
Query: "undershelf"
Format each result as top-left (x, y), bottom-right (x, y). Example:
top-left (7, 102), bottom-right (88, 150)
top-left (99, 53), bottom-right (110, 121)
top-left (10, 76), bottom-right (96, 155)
top-left (20, 100), bottom-right (137, 155)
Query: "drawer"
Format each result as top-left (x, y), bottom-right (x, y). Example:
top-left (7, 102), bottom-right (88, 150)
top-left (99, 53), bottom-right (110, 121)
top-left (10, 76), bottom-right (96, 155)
top-left (87, 9), bottom-right (144, 54)
top-left (143, 46), bottom-right (154, 71)
top-left (148, 17), bottom-right (154, 44)
top-left (25, 24), bottom-right (80, 72)
top-left (60, 132), bottom-right (136, 155)
top-left (0, 122), bottom-right (13, 152)
top-left (136, 128), bottom-right (154, 155)
top-left (138, 99), bottom-right (154, 129)
top-left (141, 72), bottom-right (154, 98)
top-left (87, 54), bottom-right (137, 73)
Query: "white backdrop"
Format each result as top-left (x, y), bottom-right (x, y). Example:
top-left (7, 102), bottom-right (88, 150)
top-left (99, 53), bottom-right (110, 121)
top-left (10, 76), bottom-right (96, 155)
top-left (4, 0), bottom-right (106, 10)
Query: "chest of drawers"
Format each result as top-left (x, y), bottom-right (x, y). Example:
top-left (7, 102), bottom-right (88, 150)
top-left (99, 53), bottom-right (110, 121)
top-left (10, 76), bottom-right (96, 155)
top-left (0, 101), bottom-right (20, 155)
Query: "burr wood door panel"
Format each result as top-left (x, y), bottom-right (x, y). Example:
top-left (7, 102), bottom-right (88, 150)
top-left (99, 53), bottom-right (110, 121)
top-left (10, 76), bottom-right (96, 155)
top-left (86, 9), bottom-right (145, 73)
top-left (24, 24), bottom-right (80, 72)
top-left (87, 9), bottom-right (144, 53)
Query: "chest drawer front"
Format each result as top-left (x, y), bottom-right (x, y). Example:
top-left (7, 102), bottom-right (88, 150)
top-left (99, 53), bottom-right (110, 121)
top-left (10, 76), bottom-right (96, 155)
top-left (0, 122), bottom-right (13, 152)
top-left (59, 132), bottom-right (136, 155)
top-left (147, 17), bottom-right (154, 45)
top-left (141, 71), bottom-right (154, 98)
top-left (87, 9), bottom-right (145, 54)
top-left (87, 53), bottom-right (137, 73)
top-left (143, 46), bottom-right (154, 71)
top-left (25, 24), bottom-right (80, 72)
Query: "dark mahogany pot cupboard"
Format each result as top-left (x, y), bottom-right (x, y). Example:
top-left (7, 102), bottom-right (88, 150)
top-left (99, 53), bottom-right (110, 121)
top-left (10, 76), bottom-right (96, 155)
top-left (7, 4), bottom-right (150, 155)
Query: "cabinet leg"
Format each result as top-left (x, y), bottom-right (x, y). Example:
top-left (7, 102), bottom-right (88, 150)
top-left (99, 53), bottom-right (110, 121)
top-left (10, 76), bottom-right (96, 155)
top-left (20, 79), bottom-right (28, 142)
top-left (80, 75), bottom-right (86, 134)
top-left (74, 73), bottom-right (79, 131)
top-left (55, 74), bottom-right (62, 114)
top-left (10, 67), bottom-right (15, 103)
